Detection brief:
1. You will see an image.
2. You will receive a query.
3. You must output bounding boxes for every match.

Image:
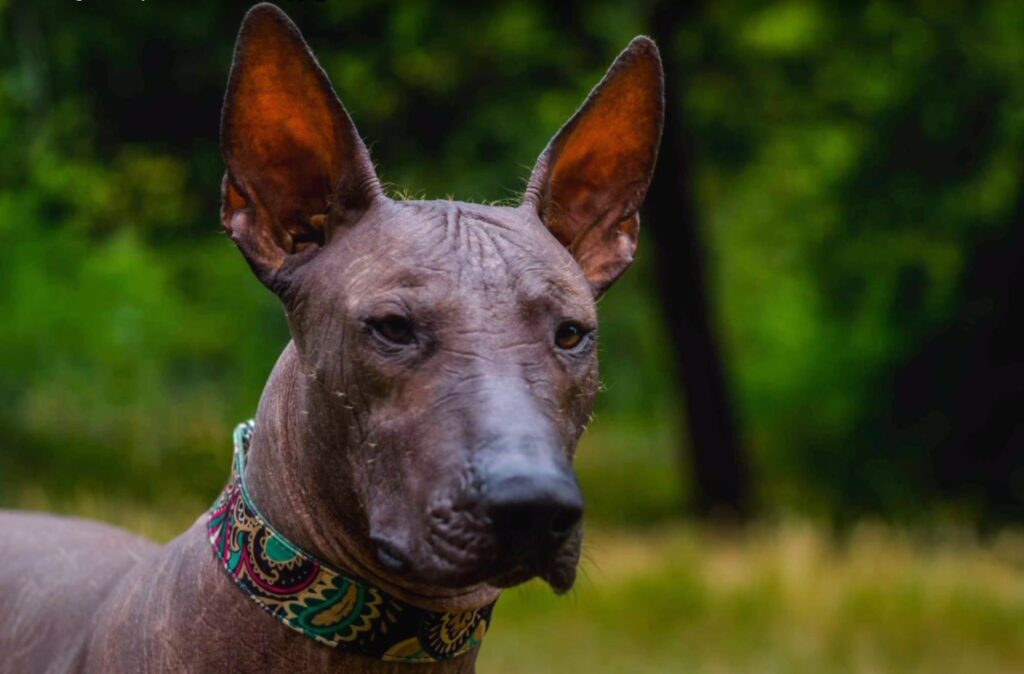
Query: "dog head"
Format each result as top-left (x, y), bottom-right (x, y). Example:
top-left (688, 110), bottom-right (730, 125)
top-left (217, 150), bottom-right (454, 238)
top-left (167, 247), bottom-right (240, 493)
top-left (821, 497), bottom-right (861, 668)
top-left (221, 4), bottom-right (662, 594)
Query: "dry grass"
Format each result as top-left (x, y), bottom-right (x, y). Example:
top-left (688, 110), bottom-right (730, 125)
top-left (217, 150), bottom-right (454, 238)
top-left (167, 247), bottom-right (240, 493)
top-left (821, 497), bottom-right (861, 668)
top-left (482, 523), bottom-right (1024, 674)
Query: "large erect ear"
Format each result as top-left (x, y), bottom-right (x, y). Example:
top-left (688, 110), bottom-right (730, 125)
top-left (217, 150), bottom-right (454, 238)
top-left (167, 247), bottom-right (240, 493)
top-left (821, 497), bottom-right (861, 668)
top-left (524, 37), bottom-right (664, 296)
top-left (221, 3), bottom-right (381, 290)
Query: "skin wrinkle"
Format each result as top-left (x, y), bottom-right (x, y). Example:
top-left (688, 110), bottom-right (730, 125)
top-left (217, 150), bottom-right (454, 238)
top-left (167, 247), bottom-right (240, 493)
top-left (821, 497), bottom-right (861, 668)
top-left (467, 228), bottom-right (486, 290)
top-left (453, 205), bottom-right (471, 264)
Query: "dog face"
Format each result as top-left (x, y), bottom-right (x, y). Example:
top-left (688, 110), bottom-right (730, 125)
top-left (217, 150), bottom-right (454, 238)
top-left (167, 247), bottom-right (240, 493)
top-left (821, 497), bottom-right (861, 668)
top-left (221, 4), bottom-right (662, 593)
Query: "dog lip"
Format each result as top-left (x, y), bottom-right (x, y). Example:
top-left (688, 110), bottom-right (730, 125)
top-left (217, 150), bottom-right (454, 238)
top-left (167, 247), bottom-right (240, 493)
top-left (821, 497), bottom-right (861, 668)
top-left (485, 554), bottom-right (560, 588)
top-left (485, 542), bottom-right (582, 592)
top-left (371, 537), bottom-right (410, 572)
top-left (487, 565), bottom-right (535, 588)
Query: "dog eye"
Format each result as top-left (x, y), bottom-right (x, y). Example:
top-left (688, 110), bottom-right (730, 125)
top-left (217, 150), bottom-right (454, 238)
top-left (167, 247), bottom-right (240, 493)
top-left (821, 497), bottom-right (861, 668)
top-left (369, 315), bottom-right (416, 345)
top-left (554, 321), bottom-right (589, 350)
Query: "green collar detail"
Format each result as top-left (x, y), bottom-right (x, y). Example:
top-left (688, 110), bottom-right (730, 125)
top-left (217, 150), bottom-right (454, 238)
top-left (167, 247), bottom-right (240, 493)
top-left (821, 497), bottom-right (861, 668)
top-left (207, 421), bottom-right (495, 664)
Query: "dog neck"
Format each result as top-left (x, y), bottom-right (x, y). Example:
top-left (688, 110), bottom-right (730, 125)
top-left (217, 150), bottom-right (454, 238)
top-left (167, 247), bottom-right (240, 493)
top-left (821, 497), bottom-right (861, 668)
top-left (241, 342), bottom-right (501, 614)
top-left (208, 418), bottom-right (495, 663)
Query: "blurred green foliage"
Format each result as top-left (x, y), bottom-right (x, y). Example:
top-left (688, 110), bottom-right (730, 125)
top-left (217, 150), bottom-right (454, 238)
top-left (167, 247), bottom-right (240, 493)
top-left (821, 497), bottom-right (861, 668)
top-left (1, 0), bottom-right (1022, 523)
top-left (688, 1), bottom-right (1024, 519)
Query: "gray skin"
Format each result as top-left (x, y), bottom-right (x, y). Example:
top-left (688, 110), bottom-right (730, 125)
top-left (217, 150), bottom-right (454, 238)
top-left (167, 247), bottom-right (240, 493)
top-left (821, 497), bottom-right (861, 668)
top-left (0, 4), bottom-right (663, 673)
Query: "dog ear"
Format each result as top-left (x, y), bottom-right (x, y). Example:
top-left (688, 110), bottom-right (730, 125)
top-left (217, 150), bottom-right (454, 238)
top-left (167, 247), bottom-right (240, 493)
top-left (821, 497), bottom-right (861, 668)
top-left (221, 3), bottom-right (381, 292)
top-left (525, 37), bottom-right (664, 296)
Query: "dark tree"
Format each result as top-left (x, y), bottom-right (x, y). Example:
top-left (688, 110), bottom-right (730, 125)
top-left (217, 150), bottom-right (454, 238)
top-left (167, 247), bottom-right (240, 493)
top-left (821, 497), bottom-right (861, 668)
top-left (890, 181), bottom-right (1024, 524)
top-left (644, 2), bottom-right (752, 519)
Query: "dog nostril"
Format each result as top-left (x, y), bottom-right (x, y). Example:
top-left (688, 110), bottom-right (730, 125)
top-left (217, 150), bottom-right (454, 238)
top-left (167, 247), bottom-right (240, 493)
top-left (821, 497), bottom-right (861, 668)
top-left (549, 508), bottom-right (581, 537)
top-left (497, 505), bottom-right (536, 534)
top-left (489, 503), bottom-right (536, 536)
top-left (487, 495), bottom-right (583, 545)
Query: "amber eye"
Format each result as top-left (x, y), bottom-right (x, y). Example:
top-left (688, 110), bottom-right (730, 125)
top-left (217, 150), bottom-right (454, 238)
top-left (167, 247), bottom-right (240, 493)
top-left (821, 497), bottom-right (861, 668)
top-left (554, 321), bottom-right (588, 350)
top-left (369, 315), bottom-right (416, 345)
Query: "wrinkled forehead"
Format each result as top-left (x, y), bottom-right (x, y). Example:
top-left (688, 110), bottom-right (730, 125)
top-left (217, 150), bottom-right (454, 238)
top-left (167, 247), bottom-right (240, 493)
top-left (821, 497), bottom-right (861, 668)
top-left (333, 200), bottom-right (595, 310)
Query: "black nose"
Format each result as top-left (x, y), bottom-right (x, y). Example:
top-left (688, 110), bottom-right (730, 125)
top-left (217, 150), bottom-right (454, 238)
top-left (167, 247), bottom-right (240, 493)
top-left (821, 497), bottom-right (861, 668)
top-left (483, 471), bottom-right (584, 551)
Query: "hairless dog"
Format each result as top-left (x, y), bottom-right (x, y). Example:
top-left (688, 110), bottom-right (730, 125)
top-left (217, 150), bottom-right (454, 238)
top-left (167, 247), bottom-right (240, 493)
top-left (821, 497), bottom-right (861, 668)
top-left (0, 4), bottom-right (663, 672)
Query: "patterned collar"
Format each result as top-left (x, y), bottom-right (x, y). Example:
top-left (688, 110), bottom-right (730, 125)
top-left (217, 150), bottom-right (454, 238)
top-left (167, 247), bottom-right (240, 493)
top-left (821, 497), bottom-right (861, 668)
top-left (207, 421), bottom-right (495, 664)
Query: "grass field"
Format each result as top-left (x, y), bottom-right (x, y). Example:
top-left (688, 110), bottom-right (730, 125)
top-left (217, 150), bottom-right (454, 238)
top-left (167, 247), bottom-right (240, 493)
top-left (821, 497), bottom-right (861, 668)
top-left (11, 490), bottom-right (1024, 674)
top-left (485, 524), bottom-right (1024, 674)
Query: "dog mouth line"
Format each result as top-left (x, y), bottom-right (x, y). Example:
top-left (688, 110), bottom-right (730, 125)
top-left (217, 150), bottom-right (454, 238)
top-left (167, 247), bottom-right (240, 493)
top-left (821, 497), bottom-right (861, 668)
top-left (411, 537), bottom-right (578, 592)
top-left (487, 563), bottom-right (538, 588)
top-left (375, 535), bottom-right (573, 582)
top-left (373, 517), bottom-right (582, 592)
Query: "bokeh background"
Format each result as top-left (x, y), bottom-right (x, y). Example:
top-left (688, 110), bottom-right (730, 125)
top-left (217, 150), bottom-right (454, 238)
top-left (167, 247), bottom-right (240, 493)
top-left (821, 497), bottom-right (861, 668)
top-left (3, 1), bottom-right (1024, 672)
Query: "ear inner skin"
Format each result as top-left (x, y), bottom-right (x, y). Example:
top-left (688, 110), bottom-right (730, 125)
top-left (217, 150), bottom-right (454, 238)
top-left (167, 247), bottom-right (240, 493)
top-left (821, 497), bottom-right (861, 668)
top-left (223, 206), bottom-right (318, 297)
top-left (525, 36), bottom-right (665, 296)
top-left (220, 3), bottom-right (380, 288)
top-left (570, 211), bottom-right (642, 294)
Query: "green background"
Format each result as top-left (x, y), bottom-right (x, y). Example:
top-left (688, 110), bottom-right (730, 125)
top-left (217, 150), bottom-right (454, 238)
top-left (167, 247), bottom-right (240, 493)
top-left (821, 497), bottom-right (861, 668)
top-left (2, 1), bottom-right (1023, 671)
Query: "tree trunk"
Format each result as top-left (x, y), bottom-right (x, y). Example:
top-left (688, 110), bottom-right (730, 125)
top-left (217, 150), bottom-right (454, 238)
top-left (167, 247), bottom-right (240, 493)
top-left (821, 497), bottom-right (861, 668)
top-left (644, 3), bottom-right (752, 519)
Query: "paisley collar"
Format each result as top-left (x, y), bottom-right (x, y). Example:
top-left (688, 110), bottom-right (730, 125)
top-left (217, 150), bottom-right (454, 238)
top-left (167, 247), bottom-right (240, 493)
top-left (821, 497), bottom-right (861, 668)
top-left (207, 421), bottom-right (495, 664)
